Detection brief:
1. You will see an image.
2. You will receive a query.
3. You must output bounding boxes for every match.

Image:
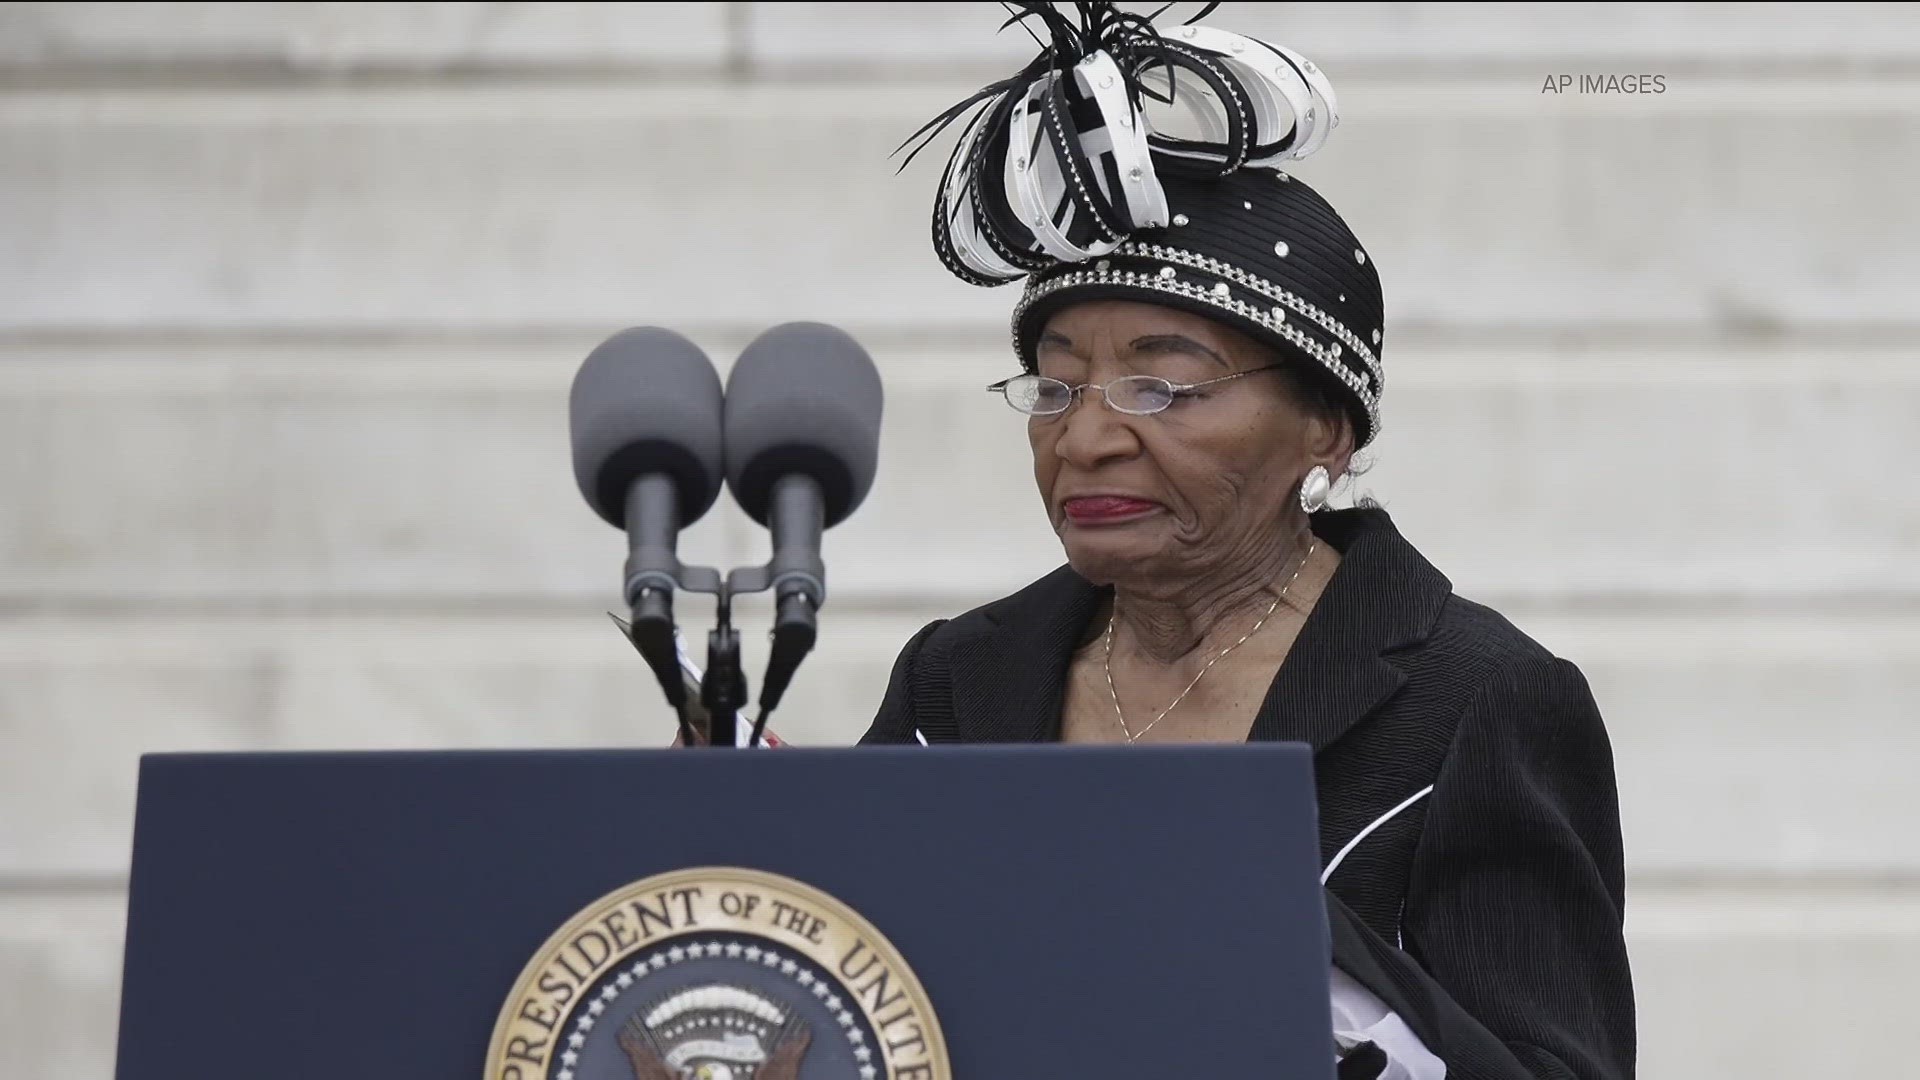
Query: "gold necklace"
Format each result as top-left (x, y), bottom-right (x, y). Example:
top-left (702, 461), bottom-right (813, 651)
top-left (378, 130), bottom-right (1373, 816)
top-left (1102, 540), bottom-right (1317, 744)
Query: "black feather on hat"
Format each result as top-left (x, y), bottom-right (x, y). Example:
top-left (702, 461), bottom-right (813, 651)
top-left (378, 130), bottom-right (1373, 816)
top-left (899, 2), bottom-right (1385, 446)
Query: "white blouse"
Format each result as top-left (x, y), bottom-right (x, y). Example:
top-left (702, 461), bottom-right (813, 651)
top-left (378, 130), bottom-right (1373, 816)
top-left (1331, 963), bottom-right (1446, 1077)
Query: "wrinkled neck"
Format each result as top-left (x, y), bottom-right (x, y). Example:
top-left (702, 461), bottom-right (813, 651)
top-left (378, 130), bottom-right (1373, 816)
top-left (1110, 528), bottom-right (1314, 664)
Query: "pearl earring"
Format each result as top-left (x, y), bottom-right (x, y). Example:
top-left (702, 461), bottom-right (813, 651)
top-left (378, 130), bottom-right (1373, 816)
top-left (1299, 465), bottom-right (1332, 514)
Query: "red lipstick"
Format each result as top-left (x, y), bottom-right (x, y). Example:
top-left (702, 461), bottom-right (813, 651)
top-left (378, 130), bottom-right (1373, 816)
top-left (1062, 496), bottom-right (1162, 524)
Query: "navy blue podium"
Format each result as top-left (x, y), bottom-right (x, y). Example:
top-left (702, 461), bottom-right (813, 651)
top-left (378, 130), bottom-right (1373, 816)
top-left (115, 744), bottom-right (1336, 1079)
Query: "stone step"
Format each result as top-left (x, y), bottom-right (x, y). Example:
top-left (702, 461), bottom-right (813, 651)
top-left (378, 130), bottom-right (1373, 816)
top-left (1627, 886), bottom-right (1920, 1078)
top-left (0, 893), bottom-right (126, 1080)
top-left (6, 884), bottom-right (1918, 1079)
top-left (2, 343), bottom-right (1914, 602)
top-left (0, 1), bottom-right (731, 76)
top-left (3, 80), bottom-right (1917, 331)
top-left (743, 2), bottom-right (1920, 78)
top-left (3, 609), bottom-right (1916, 881)
top-left (7, 3), bottom-right (1919, 81)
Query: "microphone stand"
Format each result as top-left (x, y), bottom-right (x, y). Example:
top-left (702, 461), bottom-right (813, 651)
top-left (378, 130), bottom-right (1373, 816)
top-left (700, 588), bottom-right (748, 748)
top-left (617, 474), bottom-right (721, 747)
top-left (723, 475), bottom-right (825, 747)
top-left (616, 475), bottom-right (824, 749)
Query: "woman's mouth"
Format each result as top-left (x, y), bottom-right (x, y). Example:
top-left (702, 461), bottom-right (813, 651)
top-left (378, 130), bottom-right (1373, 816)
top-left (1062, 496), bottom-right (1163, 525)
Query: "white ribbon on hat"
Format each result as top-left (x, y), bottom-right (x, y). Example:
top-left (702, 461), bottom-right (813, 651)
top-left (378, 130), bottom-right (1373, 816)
top-left (1073, 50), bottom-right (1169, 230)
top-left (930, 17), bottom-right (1345, 283)
top-left (1008, 73), bottom-right (1108, 264)
top-left (938, 105), bottom-right (1026, 282)
top-left (1166, 26), bottom-right (1340, 168)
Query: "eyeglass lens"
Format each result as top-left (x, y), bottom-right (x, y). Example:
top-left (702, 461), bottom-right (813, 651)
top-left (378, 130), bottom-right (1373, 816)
top-left (1003, 375), bottom-right (1176, 415)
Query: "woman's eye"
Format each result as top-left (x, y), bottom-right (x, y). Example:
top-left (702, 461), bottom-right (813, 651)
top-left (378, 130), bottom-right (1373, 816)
top-left (1137, 363), bottom-right (1216, 388)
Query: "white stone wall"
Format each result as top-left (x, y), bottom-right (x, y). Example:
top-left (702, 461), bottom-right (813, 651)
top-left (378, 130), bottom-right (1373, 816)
top-left (3, 3), bottom-right (1919, 1075)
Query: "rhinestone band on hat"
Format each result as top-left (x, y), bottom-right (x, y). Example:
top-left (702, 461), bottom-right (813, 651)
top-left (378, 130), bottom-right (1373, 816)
top-left (1011, 265), bottom-right (1382, 442)
top-left (1117, 241), bottom-right (1382, 395)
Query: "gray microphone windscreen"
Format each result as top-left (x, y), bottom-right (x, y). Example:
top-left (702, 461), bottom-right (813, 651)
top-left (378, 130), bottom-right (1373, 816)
top-left (723, 322), bottom-right (883, 528)
top-left (570, 327), bottom-right (725, 529)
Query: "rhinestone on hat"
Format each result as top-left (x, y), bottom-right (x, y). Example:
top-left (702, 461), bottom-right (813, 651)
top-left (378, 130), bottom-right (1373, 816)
top-left (1096, 259), bottom-right (1110, 271)
top-left (1243, 200), bottom-right (1253, 209)
top-left (1355, 248), bottom-right (1367, 265)
top-left (1172, 213), bottom-right (1189, 226)
top-left (1211, 282), bottom-right (1231, 297)
top-left (1273, 240), bottom-right (1290, 258)
top-left (1011, 257), bottom-right (1383, 441)
top-left (1371, 329), bottom-right (1382, 344)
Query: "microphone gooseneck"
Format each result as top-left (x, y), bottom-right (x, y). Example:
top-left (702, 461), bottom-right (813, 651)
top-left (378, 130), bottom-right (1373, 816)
top-left (723, 323), bottom-right (884, 744)
top-left (569, 327), bottom-right (727, 745)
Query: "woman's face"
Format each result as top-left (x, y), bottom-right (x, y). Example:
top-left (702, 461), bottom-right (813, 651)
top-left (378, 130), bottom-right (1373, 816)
top-left (1029, 299), bottom-right (1346, 589)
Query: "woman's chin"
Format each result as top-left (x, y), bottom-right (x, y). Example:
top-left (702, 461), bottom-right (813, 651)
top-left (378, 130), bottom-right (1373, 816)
top-left (1059, 524), bottom-right (1166, 580)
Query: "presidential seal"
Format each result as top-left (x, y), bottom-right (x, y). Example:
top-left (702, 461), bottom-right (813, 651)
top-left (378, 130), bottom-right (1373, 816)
top-left (486, 868), bottom-right (949, 1080)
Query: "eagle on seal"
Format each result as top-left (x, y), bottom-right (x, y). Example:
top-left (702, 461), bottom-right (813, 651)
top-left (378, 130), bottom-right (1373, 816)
top-left (616, 985), bottom-right (813, 1080)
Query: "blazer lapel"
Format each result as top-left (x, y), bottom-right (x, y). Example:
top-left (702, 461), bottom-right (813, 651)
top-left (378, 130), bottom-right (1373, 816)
top-left (945, 566), bottom-right (1106, 743)
top-left (1246, 509), bottom-right (1452, 751)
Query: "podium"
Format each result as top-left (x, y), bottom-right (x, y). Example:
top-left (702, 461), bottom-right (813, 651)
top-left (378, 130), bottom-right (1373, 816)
top-left (115, 744), bottom-right (1336, 1079)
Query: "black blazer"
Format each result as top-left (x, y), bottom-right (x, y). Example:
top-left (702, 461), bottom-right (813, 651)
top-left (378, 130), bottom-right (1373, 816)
top-left (860, 507), bottom-right (1635, 1080)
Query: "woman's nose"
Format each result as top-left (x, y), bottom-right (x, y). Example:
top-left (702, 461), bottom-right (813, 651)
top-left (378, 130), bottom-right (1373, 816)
top-left (1050, 386), bottom-right (1141, 467)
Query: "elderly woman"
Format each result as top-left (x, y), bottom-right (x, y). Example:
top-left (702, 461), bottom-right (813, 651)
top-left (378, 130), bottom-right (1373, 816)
top-left (860, 7), bottom-right (1634, 1079)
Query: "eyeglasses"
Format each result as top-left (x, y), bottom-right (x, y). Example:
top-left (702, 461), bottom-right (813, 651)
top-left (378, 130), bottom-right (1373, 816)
top-left (986, 364), bottom-right (1287, 417)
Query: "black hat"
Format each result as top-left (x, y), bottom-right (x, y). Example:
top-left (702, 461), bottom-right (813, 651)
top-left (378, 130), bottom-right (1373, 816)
top-left (904, 2), bottom-right (1384, 445)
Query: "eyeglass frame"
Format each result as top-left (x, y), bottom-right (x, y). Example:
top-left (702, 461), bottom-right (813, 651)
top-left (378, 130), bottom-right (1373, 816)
top-left (985, 363), bottom-right (1289, 417)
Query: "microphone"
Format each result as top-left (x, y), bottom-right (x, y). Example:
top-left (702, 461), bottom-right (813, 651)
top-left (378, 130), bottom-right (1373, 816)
top-left (570, 327), bottom-right (725, 740)
top-left (723, 322), bottom-right (883, 738)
